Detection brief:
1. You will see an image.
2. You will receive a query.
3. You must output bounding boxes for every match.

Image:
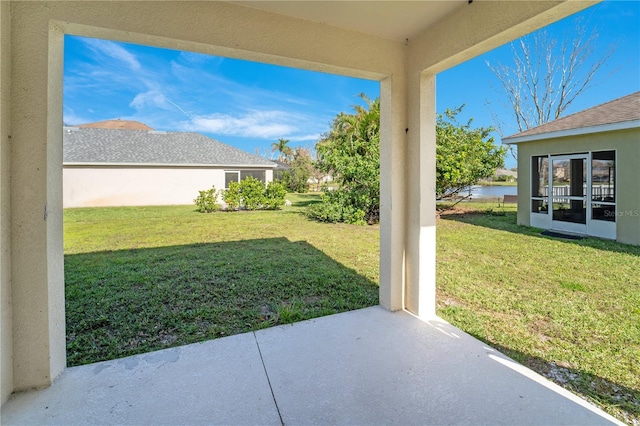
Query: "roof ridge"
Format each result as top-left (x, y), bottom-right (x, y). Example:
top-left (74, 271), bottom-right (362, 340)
top-left (63, 127), bottom-right (276, 167)
top-left (549, 91), bottom-right (639, 124)
top-left (503, 91), bottom-right (640, 141)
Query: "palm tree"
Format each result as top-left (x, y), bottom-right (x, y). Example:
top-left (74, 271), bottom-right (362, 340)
top-left (271, 138), bottom-right (293, 162)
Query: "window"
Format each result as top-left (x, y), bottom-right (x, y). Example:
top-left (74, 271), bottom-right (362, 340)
top-left (225, 170), bottom-right (266, 188)
top-left (531, 156), bottom-right (549, 213)
top-left (225, 171), bottom-right (239, 188)
top-left (591, 151), bottom-right (616, 222)
top-left (240, 170), bottom-right (265, 183)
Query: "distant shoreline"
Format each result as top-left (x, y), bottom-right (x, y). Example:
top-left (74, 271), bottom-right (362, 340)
top-left (477, 181), bottom-right (517, 187)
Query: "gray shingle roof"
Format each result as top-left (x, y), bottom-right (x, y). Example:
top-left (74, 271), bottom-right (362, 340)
top-left (503, 91), bottom-right (640, 143)
top-left (63, 127), bottom-right (276, 168)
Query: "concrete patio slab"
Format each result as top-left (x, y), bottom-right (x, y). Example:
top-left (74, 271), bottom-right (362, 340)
top-left (256, 306), bottom-right (618, 425)
top-left (1, 333), bottom-right (280, 425)
top-left (1, 306), bottom-right (620, 425)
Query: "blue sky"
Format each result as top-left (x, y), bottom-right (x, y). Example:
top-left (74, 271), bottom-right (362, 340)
top-left (64, 1), bottom-right (639, 168)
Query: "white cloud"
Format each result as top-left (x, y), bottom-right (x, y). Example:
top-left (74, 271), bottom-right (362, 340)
top-left (129, 89), bottom-right (193, 120)
top-left (288, 133), bottom-right (322, 142)
top-left (82, 38), bottom-right (141, 71)
top-left (169, 60), bottom-right (313, 109)
top-left (182, 110), bottom-right (298, 139)
top-left (129, 90), bottom-right (172, 111)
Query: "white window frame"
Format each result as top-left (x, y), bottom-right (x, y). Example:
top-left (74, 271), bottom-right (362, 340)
top-left (224, 170), bottom-right (240, 189)
top-left (530, 155), bottom-right (550, 230)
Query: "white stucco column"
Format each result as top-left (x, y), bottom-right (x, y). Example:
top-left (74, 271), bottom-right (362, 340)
top-left (399, 0), bottom-right (595, 321)
top-left (404, 71), bottom-right (437, 319)
top-left (0, 0), bottom-right (14, 405)
top-left (10, 8), bottom-right (66, 392)
top-left (379, 73), bottom-right (407, 312)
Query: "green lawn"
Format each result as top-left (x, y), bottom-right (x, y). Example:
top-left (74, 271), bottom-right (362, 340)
top-left (64, 194), bottom-right (379, 366)
top-left (64, 196), bottom-right (639, 424)
top-left (436, 202), bottom-right (639, 424)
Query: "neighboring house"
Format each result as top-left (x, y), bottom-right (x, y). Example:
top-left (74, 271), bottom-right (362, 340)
top-left (63, 125), bottom-right (277, 207)
top-left (77, 119), bottom-right (154, 130)
top-left (271, 159), bottom-right (291, 181)
top-left (493, 168), bottom-right (517, 182)
top-left (503, 92), bottom-right (640, 246)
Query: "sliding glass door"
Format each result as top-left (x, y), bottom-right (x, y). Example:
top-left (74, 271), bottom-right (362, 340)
top-left (550, 155), bottom-right (588, 234)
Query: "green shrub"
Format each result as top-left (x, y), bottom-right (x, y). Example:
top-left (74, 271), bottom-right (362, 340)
top-left (222, 181), bottom-right (241, 211)
top-left (306, 198), bottom-right (342, 223)
top-left (342, 206), bottom-right (367, 225)
top-left (305, 191), bottom-right (368, 225)
top-left (221, 178), bottom-right (286, 212)
top-left (239, 177), bottom-right (266, 210)
top-left (264, 181), bottom-right (287, 210)
top-left (194, 186), bottom-right (221, 213)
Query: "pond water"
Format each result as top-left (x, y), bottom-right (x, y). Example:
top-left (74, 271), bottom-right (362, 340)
top-left (465, 185), bottom-right (517, 199)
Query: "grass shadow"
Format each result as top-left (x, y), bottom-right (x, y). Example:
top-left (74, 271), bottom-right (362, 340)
top-left (65, 237), bottom-right (378, 367)
top-left (439, 208), bottom-right (640, 256)
top-left (288, 193), bottom-right (323, 209)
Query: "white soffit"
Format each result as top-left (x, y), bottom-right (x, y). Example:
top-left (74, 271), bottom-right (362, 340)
top-left (232, 1), bottom-right (467, 42)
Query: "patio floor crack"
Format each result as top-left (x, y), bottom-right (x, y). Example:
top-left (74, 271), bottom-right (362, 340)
top-left (253, 332), bottom-right (285, 426)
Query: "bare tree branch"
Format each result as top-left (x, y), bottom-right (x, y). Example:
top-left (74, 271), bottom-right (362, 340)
top-left (486, 16), bottom-right (614, 141)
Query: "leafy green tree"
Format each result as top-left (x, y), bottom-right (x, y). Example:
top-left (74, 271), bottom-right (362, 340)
top-left (309, 94), bottom-right (380, 224)
top-left (281, 147), bottom-right (313, 193)
top-left (436, 106), bottom-right (505, 199)
top-left (271, 138), bottom-right (293, 162)
top-left (306, 97), bottom-right (505, 223)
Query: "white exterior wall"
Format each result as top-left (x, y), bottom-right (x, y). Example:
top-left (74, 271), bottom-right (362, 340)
top-left (1, 0), bottom-right (593, 404)
top-left (63, 166), bottom-right (273, 208)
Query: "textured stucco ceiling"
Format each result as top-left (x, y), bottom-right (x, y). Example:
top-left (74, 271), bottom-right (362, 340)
top-left (233, 1), bottom-right (467, 42)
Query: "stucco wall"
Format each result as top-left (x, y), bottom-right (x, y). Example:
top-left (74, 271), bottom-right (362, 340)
top-left (516, 128), bottom-right (640, 245)
top-left (1, 0), bottom-right (13, 405)
top-left (63, 166), bottom-right (273, 208)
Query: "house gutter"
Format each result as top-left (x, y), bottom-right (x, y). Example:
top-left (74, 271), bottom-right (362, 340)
top-left (63, 162), bottom-right (277, 168)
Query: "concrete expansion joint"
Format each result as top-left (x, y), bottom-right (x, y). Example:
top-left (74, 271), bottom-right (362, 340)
top-left (252, 332), bottom-right (284, 426)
